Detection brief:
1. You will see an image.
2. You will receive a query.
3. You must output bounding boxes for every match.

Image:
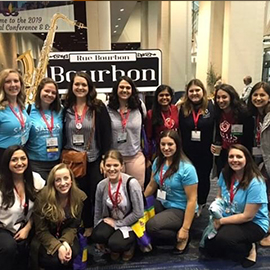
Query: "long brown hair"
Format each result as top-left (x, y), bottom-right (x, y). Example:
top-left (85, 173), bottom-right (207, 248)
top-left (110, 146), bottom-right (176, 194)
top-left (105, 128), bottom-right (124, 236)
top-left (222, 144), bottom-right (264, 191)
top-left (181, 79), bottom-right (209, 117)
top-left (155, 130), bottom-right (189, 180)
top-left (41, 163), bottom-right (82, 223)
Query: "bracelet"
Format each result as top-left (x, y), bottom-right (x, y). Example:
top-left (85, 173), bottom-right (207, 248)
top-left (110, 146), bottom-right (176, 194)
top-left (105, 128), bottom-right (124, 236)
top-left (181, 227), bottom-right (189, 231)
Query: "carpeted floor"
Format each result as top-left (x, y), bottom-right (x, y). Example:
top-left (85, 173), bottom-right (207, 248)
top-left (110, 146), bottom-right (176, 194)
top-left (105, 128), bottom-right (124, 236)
top-left (85, 177), bottom-right (270, 270)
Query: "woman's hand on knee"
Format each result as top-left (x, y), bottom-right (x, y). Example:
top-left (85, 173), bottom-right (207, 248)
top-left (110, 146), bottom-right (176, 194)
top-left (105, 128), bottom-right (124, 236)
top-left (58, 245), bottom-right (68, 264)
top-left (13, 226), bottom-right (30, 241)
top-left (177, 227), bottom-right (189, 242)
top-left (103, 217), bottom-right (115, 228)
top-left (213, 218), bottom-right (222, 230)
top-left (83, 227), bottom-right (93, 237)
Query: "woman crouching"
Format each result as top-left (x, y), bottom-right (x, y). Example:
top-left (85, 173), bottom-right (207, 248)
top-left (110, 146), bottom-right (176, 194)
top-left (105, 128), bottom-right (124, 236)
top-left (91, 149), bottom-right (144, 261)
top-left (31, 163), bottom-right (87, 270)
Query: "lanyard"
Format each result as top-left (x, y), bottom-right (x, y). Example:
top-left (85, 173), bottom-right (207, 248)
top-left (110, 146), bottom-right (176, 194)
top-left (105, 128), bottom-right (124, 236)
top-left (14, 186), bottom-right (29, 216)
top-left (192, 109), bottom-right (201, 130)
top-left (256, 115), bottom-right (262, 146)
top-left (229, 175), bottom-right (237, 203)
top-left (108, 177), bottom-right (122, 208)
top-left (9, 105), bottom-right (25, 129)
top-left (74, 105), bottom-right (88, 129)
top-left (40, 110), bottom-right (54, 137)
top-left (120, 109), bottom-right (130, 130)
top-left (159, 164), bottom-right (166, 187)
top-left (161, 106), bottom-right (174, 129)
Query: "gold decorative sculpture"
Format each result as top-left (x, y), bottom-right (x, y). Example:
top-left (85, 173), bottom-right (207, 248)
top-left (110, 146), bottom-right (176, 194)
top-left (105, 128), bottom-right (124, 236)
top-left (17, 13), bottom-right (87, 103)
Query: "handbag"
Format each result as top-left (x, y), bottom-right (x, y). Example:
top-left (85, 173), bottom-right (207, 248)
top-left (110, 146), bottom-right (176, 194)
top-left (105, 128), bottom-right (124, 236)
top-left (61, 150), bottom-right (87, 178)
top-left (61, 111), bottom-right (95, 178)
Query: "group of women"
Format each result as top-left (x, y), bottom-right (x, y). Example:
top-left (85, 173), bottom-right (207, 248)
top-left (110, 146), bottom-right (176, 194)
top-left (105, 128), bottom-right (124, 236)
top-left (0, 67), bottom-right (269, 269)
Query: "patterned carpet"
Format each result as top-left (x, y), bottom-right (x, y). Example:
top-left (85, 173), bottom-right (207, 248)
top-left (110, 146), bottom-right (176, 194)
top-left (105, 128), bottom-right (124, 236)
top-left (85, 177), bottom-right (270, 270)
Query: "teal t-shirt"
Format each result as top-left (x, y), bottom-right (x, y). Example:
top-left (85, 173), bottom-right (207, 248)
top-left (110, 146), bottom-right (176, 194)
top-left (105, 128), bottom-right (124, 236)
top-left (218, 173), bottom-right (269, 233)
top-left (152, 158), bottom-right (198, 210)
top-left (0, 105), bottom-right (31, 147)
top-left (26, 104), bottom-right (63, 161)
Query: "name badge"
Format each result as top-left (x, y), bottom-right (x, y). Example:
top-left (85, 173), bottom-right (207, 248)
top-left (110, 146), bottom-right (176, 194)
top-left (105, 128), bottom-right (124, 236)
top-left (191, 130), bottom-right (201, 141)
top-left (252, 147), bottom-right (262, 157)
top-left (21, 134), bottom-right (27, 145)
top-left (157, 189), bottom-right (166, 201)
top-left (117, 131), bottom-right (127, 143)
top-left (46, 137), bottom-right (59, 159)
top-left (72, 134), bottom-right (84, 146)
top-left (231, 124), bottom-right (243, 135)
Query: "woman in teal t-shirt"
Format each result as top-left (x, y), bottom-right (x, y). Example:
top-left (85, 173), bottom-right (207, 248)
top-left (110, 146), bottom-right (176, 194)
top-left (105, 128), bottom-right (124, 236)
top-left (203, 144), bottom-right (268, 268)
top-left (144, 130), bottom-right (198, 255)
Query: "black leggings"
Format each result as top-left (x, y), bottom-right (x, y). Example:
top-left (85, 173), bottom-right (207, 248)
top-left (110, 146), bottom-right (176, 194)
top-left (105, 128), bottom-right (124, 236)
top-left (91, 221), bottom-right (136, 253)
top-left (204, 222), bottom-right (266, 260)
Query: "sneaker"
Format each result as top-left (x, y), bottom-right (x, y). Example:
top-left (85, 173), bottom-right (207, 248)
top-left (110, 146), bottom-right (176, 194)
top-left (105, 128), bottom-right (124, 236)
top-left (122, 245), bottom-right (135, 261)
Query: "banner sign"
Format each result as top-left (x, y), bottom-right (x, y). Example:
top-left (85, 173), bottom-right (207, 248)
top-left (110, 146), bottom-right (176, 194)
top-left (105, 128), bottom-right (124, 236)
top-left (0, 1), bottom-right (74, 32)
top-left (47, 50), bottom-right (162, 93)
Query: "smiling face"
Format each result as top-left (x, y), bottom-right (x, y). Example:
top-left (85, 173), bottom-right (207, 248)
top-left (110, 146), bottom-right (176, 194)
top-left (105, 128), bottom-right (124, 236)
top-left (72, 76), bottom-right (89, 99)
top-left (216, 89), bottom-right (231, 111)
top-left (54, 168), bottom-right (72, 196)
top-left (160, 136), bottom-right (177, 159)
top-left (187, 84), bottom-right (204, 104)
top-left (4, 72), bottom-right (21, 101)
top-left (157, 89), bottom-right (172, 107)
top-left (40, 83), bottom-right (57, 108)
top-left (228, 148), bottom-right (246, 174)
top-left (104, 157), bottom-right (123, 182)
top-left (9, 150), bottom-right (28, 175)
top-left (251, 87), bottom-right (270, 111)
top-left (117, 80), bottom-right (132, 102)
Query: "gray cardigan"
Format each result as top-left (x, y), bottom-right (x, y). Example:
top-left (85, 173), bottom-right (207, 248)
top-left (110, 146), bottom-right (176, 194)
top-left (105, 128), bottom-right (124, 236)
top-left (94, 173), bottom-right (144, 227)
top-left (261, 112), bottom-right (270, 176)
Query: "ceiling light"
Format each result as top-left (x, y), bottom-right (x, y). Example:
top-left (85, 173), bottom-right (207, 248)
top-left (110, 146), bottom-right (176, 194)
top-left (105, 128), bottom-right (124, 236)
top-left (114, 30), bottom-right (117, 33)
top-left (115, 25), bottom-right (119, 28)
top-left (118, 18), bottom-right (121, 21)
top-left (120, 8), bottom-right (124, 12)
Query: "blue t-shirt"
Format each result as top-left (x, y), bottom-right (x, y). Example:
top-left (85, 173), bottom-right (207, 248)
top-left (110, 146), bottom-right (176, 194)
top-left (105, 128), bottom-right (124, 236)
top-left (26, 104), bottom-right (63, 161)
top-left (152, 158), bottom-right (198, 210)
top-left (218, 173), bottom-right (269, 233)
top-left (0, 105), bottom-right (31, 148)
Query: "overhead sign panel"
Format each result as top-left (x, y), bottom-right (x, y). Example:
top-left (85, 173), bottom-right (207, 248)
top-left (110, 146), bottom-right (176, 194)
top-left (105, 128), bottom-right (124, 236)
top-left (47, 50), bottom-right (162, 93)
top-left (0, 1), bottom-right (74, 32)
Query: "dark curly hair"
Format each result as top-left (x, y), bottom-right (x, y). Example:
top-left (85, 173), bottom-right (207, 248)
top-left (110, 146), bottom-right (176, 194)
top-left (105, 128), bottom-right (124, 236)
top-left (214, 83), bottom-right (247, 121)
top-left (108, 76), bottom-right (141, 110)
top-left (64, 72), bottom-right (102, 111)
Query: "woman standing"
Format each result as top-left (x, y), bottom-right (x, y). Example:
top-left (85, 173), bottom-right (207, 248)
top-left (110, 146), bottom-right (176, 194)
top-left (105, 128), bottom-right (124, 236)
top-left (26, 78), bottom-right (63, 180)
top-left (248, 81), bottom-right (270, 246)
top-left (203, 144), bottom-right (268, 268)
top-left (211, 84), bottom-right (253, 177)
top-left (146, 84), bottom-right (178, 160)
top-left (0, 69), bottom-right (31, 160)
top-left (91, 149), bottom-right (144, 261)
top-left (179, 79), bottom-right (215, 216)
top-left (144, 130), bottom-right (198, 254)
top-left (32, 163), bottom-right (87, 270)
top-left (106, 76), bottom-right (147, 189)
top-left (63, 72), bottom-right (112, 237)
top-left (0, 145), bottom-right (45, 270)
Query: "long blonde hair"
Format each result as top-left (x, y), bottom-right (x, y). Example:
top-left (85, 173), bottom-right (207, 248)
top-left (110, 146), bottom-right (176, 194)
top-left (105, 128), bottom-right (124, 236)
top-left (0, 69), bottom-right (26, 110)
top-left (41, 163), bottom-right (82, 223)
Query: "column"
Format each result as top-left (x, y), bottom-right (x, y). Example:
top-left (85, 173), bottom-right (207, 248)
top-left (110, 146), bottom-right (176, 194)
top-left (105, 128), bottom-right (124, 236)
top-left (85, 1), bottom-right (111, 50)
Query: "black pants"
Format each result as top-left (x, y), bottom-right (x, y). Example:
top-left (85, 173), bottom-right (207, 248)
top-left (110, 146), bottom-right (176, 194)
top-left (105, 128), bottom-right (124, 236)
top-left (39, 238), bottom-right (79, 270)
top-left (204, 222), bottom-right (266, 261)
top-left (0, 228), bottom-right (29, 270)
top-left (30, 159), bottom-right (60, 181)
top-left (215, 148), bottom-right (228, 178)
top-left (91, 221), bottom-right (136, 253)
top-left (76, 157), bottom-right (103, 228)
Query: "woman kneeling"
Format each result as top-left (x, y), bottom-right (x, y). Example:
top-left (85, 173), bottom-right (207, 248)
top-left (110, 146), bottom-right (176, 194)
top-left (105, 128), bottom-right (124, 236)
top-left (91, 149), bottom-right (144, 261)
top-left (203, 144), bottom-right (269, 268)
top-left (31, 163), bottom-right (87, 270)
